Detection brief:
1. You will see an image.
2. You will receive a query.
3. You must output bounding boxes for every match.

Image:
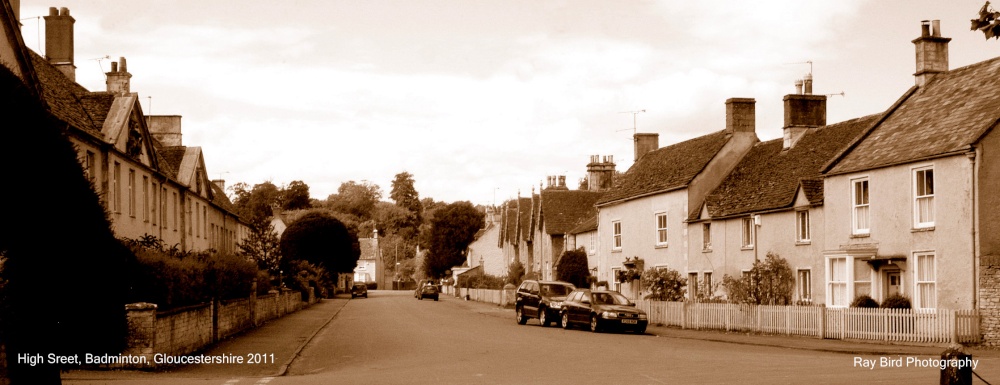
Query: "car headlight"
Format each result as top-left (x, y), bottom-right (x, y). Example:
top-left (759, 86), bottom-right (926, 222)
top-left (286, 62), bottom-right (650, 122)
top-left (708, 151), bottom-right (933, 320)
top-left (638, 314), bottom-right (648, 320)
top-left (601, 311), bottom-right (618, 319)
top-left (550, 301), bottom-right (562, 309)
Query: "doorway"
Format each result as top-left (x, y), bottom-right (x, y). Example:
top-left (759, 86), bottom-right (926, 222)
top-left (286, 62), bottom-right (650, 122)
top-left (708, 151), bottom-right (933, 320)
top-left (883, 269), bottom-right (901, 299)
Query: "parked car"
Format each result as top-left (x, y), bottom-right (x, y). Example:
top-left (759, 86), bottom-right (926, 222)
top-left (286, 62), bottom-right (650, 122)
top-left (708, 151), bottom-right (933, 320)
top-left (560, 289), bottom-right (648, 334)
top-left (351, 283), bottom-right (368, 298)
top-left (415, 281), bottom-right (439, 301)
top-left (514, 280), bottom-right (576, 326)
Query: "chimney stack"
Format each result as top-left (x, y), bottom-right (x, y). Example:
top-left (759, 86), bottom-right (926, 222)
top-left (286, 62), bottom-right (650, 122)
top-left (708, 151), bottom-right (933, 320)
top-left (558, 175), bottom-right (566, 188)
top-left (912, 20), bottom-right (950, 87)
top-left (586, 155), bottom-right (616, 192)
top-left (147, 115), bottom-right (183, 146)
top-left (106, 57), bottom-right (132, 94)
top-left (725, 98), bottom-right (756, 134)
top-left (633, 133), bottom-right (659, 162)
top-left (44, 7), bottom-right (75, 81)
top-left (782, 93), bottom-right (826, 149)
top-left (211, 179), bottom-right (226, 192)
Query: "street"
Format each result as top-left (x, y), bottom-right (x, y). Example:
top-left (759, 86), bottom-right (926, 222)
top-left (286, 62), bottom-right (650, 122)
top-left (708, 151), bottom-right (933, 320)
top-left (64, 290), bottom-right (1000, 385)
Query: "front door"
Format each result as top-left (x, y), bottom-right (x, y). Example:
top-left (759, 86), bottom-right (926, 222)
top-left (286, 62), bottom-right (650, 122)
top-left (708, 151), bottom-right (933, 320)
top-left (884, 270), bottom-right (901, 299)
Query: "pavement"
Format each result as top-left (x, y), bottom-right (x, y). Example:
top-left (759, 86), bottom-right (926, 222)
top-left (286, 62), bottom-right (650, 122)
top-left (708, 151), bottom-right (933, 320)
top-left (63, 290), bottom-right (1000, 381)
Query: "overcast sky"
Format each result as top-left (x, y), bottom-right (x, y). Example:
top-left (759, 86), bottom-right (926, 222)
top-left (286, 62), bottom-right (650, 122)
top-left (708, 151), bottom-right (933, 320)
top-left (18, 1), bottom-right (1000, 206)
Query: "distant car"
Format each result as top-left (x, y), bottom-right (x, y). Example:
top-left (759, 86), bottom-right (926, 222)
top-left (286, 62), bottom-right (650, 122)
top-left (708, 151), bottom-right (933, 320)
top-left (560, 289), bottom-right (648, 334)
top-left (415, 281), bottom-right (439, 301)
top-left (514, 280), bottom-right (576, 327)
top-left (351, 283), bottom-right (368, 298)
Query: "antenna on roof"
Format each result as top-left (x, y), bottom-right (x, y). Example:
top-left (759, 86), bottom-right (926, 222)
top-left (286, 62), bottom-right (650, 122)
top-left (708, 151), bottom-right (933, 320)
top-left (20, 16), bottom-right (41, 54)
top-left (825, 91), bottom-right (846, 98)
top-left (91, 55), bottom-right (110, 74)
top-left (616, 109), bottom-right (646, 136)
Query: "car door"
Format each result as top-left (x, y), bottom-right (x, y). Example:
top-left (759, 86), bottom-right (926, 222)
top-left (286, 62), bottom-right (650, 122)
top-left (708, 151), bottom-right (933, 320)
top-left (525, 282), bottom-right (541, 317)
top-left (570, 291), bottom-right (590, 323)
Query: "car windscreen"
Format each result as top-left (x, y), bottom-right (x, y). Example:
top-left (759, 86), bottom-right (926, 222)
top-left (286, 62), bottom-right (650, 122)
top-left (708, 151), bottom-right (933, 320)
top-left (542, 284), bottom-right (573, 296)
top-left (593, 292), bottom-right (631, 305)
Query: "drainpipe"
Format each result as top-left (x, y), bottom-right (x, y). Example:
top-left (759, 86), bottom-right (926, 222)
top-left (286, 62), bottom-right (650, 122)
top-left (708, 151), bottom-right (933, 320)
top-left (969, 150), bottom-right (979, 310)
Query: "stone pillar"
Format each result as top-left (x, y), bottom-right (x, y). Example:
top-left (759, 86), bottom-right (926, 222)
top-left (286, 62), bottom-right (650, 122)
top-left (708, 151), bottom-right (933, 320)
top-left (124, 302), bottom-right (157, 368)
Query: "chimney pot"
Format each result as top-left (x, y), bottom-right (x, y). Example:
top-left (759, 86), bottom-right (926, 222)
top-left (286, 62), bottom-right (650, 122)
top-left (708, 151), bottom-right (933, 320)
top-left (803, 74), bottom-right (813, 95)
top-left (931, 20), bottom-right (941, 37)
top-left (110, 61), bottom-right (118, 72)
top-left (48, 7), bottom-right (58, 16)
top-left (921, 20), bottom-right (931, 37)
top-left (794, 79), bottom-right (803, 95)
top-left (59, 7), bottom-right (69, 16)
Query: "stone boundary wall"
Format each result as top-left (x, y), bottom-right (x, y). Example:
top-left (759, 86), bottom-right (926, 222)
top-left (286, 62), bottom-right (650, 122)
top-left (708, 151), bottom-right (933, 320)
top-left (979, 255), bottom-right (1000, 346)
top-left (118, 288), bottom-right (316, 369)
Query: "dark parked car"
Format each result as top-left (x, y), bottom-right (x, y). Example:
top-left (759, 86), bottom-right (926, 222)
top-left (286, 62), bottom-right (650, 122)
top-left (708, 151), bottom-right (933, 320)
top-left (560, 289), bottom-right (648, 333)
top-left (351, 283), bottom-right (368, 298)
top-left (415, 281), bottom-right (439, 301)
top-left (514, 280), bottom-right (575, 327)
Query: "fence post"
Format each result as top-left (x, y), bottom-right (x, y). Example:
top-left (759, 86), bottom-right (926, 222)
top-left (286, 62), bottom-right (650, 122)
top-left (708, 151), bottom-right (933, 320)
top-left (952, 309), bottom-right (959, 345)
top-left (818, 306), bottom-right (825, 339)
top-left (681, 302), bottom-right (688, 330)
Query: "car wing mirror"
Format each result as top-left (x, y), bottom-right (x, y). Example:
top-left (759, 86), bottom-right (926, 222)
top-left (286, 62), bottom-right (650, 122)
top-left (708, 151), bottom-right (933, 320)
top-left (628, 302), bottom-right (636, 307)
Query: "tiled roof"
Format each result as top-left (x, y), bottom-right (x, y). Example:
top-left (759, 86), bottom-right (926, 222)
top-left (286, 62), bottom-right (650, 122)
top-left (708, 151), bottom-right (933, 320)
top-left (800, 178), bottom-right (824, 205)
top-left (29, 53), bottom-right (101, 136)
top-left (828, 56), bottom-right (1000, 175)
top-left (567, 215), bottom-right (598, 235)
top-left (358, 238), bottom-right (376, 260)
top-left (701, 114), bottom-right (878, 219)
top-left (78, 92), bottom-right (115, 140)
top-left (210, 182), bottom-right (237, 214)
top-left (159, 147), bottom-right (187, 181)
top-left (538, 190), bottom-right (602, 235)
top-left (517, 196), bottom-right (534, 242)
top-left (597, 130), bottom-right (732, 205)
top-left (503, 201), bottom-right (518, 246)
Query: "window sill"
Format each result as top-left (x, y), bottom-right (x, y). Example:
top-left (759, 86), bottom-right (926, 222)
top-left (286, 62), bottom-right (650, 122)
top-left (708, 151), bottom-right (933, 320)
top-left (850, 233), bottom-right (870, 239)
top-left (912, 226), bottom-right (935, 233)
top-left (741, 246), bottom-right (754, 251)
top-left (795, 241), bottom-right (811, 246)
top-left (702, 248), bottom-right (713, 253)
top-left (611, 249), bottom-right (622, 253)
top-left (654, 244), bottom-right (669, 249)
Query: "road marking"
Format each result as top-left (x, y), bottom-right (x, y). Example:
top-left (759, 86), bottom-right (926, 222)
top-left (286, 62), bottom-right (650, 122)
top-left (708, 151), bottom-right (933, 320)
top-left (256, 377), bottom-right (275, 384)
top-left (641, 374), bottom-right (666, 384)
top-left (223, 380), bottom-right (240, 385)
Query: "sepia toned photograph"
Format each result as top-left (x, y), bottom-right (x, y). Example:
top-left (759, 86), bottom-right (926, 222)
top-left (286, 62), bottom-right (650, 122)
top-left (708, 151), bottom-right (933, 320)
top-left (3, 0), bottom-right (1000, 384)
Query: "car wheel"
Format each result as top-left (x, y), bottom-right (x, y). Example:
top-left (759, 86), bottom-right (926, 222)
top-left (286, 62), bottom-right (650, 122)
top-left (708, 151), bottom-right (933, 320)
top-left (561, 312), bottom-right (570, 329)
top-left (636, 326), bottom-right (647, 334)
top-left (590, 315), bottom-right (601, 333)
top-left (538, 307), bottom-right (549, 327)
top-left (433, 296), bottom-right (438, 301)
top-left (364, 294), bottom-right (368, 298)
top-left (516, 306), bottom-right (528, 325)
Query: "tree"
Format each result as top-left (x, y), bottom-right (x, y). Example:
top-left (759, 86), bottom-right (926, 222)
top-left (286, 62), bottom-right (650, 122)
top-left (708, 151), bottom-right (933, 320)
top-left (232, 181), bottom-right (281, 223)
top-left (390, 172), bottom-right (423, 225)
top-left (556, 248), bottom-right (591, 288)
top-left (326, 180), bottom-right (382, 221)
top-left (282, 180), bottom-right (312, 210)
top-left (238, 218), bottom-right (282, 276)
top-left (279, 211), bottom-right (360, 278)
top-left (0, 65), bottom-right (130, 384)
top-left (972, 1), bottom-right (1000, 40)
top-left (423, 201), bottom-right (484, 278)
top-left (640, 267), bottom-right (686, 301)
top-left (507, 259), bottom-right (525, 286)
top-left (721, 252), bottom-right (795, 305)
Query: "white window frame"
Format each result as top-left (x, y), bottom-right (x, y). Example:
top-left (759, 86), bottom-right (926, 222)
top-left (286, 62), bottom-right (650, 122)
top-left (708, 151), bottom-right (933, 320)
top-left (611, 267), bottom-right (622, 292)
top-left (796, 210), bottom-right (810, 243)
top-left (142, 176), bottom-right (149, 222)
top-left (852, 177), bottom-right (870, 235)
top-left (702, 222), bottom-right (712, 251)
top-left (128, 169), bottom-right (136, 218)
top-left (913, 166), bottom-right (935, 228)
top-left (688, 272), bottom-right (699, 300)
top-left (828, 257), bottom-right (848, 307)
top-left (703, 271), bottom-right (713, 297)
top-left (113, 162), bottom-right (121, 213)
top-left (612, 220), bottom-right (622, 251)
top-left (588, 232), bottom-right (596, 255)
top-left (797, 269), bottom-right (812, 302)
top-left (654, 212), bottom-right (668, 247)
top-left (741, 217), bottom-right (754, 249)
top-left (914, 252), bottom-right (936, 309)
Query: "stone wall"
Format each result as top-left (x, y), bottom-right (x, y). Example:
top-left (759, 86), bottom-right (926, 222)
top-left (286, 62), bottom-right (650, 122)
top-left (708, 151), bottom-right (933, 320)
top-left (980, 255), bottom-right (1000, 346)
top-left (121, 288), bottom-right (316, 369)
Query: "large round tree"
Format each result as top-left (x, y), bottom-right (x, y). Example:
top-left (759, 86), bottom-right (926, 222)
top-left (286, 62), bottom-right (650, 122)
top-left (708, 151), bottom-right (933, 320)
top-left (423, 201), bottom-right (484, 278)
top-left (279, 211), bottom-right (360, 277)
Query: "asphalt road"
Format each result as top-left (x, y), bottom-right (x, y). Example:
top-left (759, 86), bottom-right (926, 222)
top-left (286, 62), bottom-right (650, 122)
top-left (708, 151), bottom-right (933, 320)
top-left (63, 290), bottom-right (1000, 385)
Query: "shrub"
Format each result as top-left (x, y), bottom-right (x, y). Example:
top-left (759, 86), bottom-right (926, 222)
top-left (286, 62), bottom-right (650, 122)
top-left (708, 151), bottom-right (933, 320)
top-left (506, 259), bottom-right (525, 286)
top-left (850, 295), bottom-right (880, 308)
top-left (457, 274), bottom-right (506, 289)
top-left (881, 294), bottom-right (912, 309)
top-left (721, 252), bottom-right (794, 305)
top-left (640, 267), bottom-right (686, 301)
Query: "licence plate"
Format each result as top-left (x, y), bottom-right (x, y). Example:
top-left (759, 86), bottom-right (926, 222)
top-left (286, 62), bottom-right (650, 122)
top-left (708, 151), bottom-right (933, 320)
top-left (622, 319), bottom-right (638, 324)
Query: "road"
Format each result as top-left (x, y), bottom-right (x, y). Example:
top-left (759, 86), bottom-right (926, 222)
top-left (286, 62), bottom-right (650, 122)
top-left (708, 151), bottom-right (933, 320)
top-left (64, 290), bottom-right (1000, 384)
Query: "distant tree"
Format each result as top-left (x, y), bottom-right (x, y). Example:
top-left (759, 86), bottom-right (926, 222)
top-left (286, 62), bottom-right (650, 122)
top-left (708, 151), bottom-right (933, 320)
top-left (390, 172), bottom-right (423, 224)
top-left (238, 218), bottom-right (282, 276)
top-left (327, 180), bottom-right (382, 221)
top-left (279, 212), bottom-right (361, 278)
top-left (507, 259), bottom-right (526, 286)
top-left (0, 65), bottom-right (130, 384)
top-left (972, 1), bottom-right (1000, 40)
top-left (423, 201), bottom-right (485, 278)
top-left (232, 181), bottom-right (281, 223)
top-left (282, 180), bottom-right (312, 210)
top-left (373, 201), bottom-right (416, 238)
top-left (556, 248), bottom-right (591, 288)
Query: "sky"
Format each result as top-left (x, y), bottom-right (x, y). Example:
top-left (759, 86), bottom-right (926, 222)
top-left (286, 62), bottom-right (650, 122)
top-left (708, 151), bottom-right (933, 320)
top-left (16, 1), bottom-right (1000, 206)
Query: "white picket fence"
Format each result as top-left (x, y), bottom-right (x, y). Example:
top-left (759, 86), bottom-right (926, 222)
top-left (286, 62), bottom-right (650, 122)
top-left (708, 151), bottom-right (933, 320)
top-left (636, 300), bottom-right (980, 344)
top-left (441, 286), bottom-right (514, 306)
